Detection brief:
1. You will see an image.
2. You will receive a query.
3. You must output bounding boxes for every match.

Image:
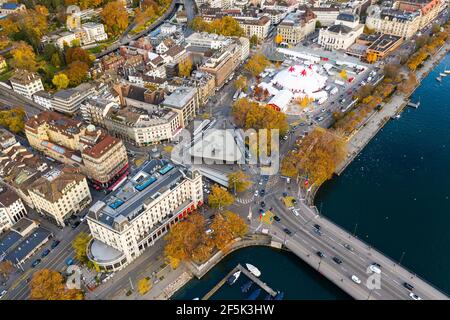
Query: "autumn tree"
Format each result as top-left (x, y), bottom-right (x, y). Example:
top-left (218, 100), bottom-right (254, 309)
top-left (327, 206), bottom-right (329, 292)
top-left (64, 61), bottom-right (89, 87)
top-left (274, 34), bottom-right (283, 45)
top-left (137, 278), bottom-right (151, 295)
top-left (354, 84), bottom-right (374, 101)
top-left (178, 58), bottom-right (193, 77)
top-left (228, 170), bottom-right (252, 194)
top-left (10, 42), bottom-right (37, 71)
top-left (101, 1), bottom-right (129, 36)
top-left (64, 0), bottom-right (103, 10)
top-left (397, 72), bottom-right (417, 94)
top-left (383, 63), bottom-right (401, 80)
top-left (0, 108), bottom-right (26, 133)
top-left (30, 269), bottom-right (84, 300)
top-left (65, 47), bottom-right (94, 66)
top-left (244, 54), bottom-right (271, 77)
top-left (234, 75), bottom-right (247, 92)
top-left (0, 261), bottom-right (14, 277)
top-left (210, 211), bottom-right (247, 251)
top-left (52, 73), bottom-right (69, 90)
top-left (208, 184), bottom-right (234, 210)
top-left (366, 51), bottom-right (377, 64)
top-left (250, 34), bottom-right (258, 47)
top-left (190, 16), bottom-right (244, 37)
top-left (72, 232), bottom-right (91, 264)
top-left (281, 127), bottom-right (347, 185)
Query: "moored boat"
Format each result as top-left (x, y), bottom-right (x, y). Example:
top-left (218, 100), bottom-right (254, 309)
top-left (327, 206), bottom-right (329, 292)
top-left (436, 76), bottom-right (442, 82)
top-left (227, 270), bottom-right (241, 285)
top-left (245, 263), bottom-right (261, 277)
top-left (241, 280), bottom-right (253, 293)
top-left (440, 73), bottom-right (447, 77)
top-left (444, 70), bottom-right (450, 74)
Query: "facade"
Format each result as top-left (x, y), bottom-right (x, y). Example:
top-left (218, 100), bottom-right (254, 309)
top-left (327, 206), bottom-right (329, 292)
top-left (365, 33), bottom-right (404, 59)
top-left (277, 9), bottom-right (317, 45)
top-left (28, 167), bottom-right (92, 227)
top-left (0, 128), bottom-right (17, 151)
top-left (0, 186), bottom-right (27, 234)
top-left (163, 87), bottom-right (200, 127)
top-left (10, 70), bottom-right (44, 100)
top-left (55, 23), bottom-right (108, 49)
top-left (183, 71), bottom-right (217, 106)
top-left (235, 16), bottom-right (271, 40)
top-left (318, 13), bottom-right (364, 50)
top-left (24, 111), bottom-right (129, 190)
top-left (311, 6), bottom-right (340, 26)
top-left (86, 159), bottom-right (203, 270)
top-left (81, 97), bottom-right (182, 146)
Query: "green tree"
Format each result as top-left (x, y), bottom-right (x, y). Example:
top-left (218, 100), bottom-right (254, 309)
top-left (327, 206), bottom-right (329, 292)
top-left (72, 232), bottom-right (91, 264)
top-left (250, 35), bottom-right (258, 47)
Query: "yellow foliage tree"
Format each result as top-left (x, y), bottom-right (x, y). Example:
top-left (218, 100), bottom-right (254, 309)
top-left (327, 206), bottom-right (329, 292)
top-left (339, 69), bottom-right (347, 80)
top-left (244, 54), bottom-right (271, 77)
top-left (101, 1), bottom-right (129, 36)
top-left (10, 42), bottom-right (37, 71)
top-left (137, 278), bottom-right (151, 295)
top-left (178, 58), bottom-right (193, 78)
top-left (228, 170), bottom-right (252, 193)
top-left (274, 34), bottom-right (283, 45)
top-left (208, 185), bottom-right (234, 210)
top-left (30, 269), bottom-right (84, 300)
top-left (366, 52), bottom-right (378, 64)
top-left (72, 232), bottom-right (91, 264)
top-left (234, 75), bottom-right (247, 91)
top-left (52, 73), bottom-right (69, 90)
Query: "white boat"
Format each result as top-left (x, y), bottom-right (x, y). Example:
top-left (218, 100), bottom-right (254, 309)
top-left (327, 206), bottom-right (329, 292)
top-left (192, 297), bottom-right (199, 300)
top-left (227, 270), bottom-right (241, 285)
top-left (444, 70), bottom-right (450, 74)
top-left (436, 76), bottom-right (442, 82)
top-left (245, 263), bottom-right (261, 277)
top-left (440, 73), bottom-right (447, 77)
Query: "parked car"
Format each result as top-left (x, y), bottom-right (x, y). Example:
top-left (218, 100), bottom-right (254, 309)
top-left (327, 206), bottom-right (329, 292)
top-left (71, 221), bottom-right (80, 229)
top-left (31, 259), bottom-right (42, 268)
top-left (41, 249), bottom-right (51, 258)
top-left (260, 189), bottom-right (265, 196)
top-left (51, 240), bottom-right (60, 249)
top-left (65, 258), bottom-right (75, 266)
top-left (260, 201), bottom-right (266, 208)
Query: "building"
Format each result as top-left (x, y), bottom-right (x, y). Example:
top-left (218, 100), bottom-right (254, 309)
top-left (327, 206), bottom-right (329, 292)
top-left (183, 71), bottom-right (216, 106)
top-left (235, 16), bottom-right (271, 40)
top-left (277, 9), bottom-right (317, 45)
top-left (318, 13), bottom-right (364, 50)
top-left (199, 43), bottom-right (242, 88)
top-left (86, 159), bottom-right (203, 271)
top-left (0, 186), bottom-right (27, 234)
top-left (51, 83), bottom-right (96, 115)
top-left (163, 87), bottom-right (200, 127)
top-left (82, 22), bottom-right (108, 42)
top-left (0, 2), bottom-right (26, 16)
top-left (55, 22), bottom-right (108, 49)
top-left (311, 6), bottom-right (340, 26)
top-left (9, 70), bottom-right (44, 100)
top-left (28, 167), bottom-right (92, 227)
top-left (365, 5), bottom-right (422, 39)
top-left (81, 97), bottom-right (182, 146)
top-left (396, 0), bottom-right (443, 29)
top-left (186, 32), bottom-right (232, 50)
top-left (364, 33), bottom-right (403, 60)
top-left (24, 111), bottom-right (129, 191)
top-left (0, 128), bottom-right (17, 151)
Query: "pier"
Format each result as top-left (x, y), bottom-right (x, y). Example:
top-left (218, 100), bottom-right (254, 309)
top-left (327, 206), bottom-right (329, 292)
top-left (201, 264), bottom-right (277, 300)
top-left (406, 100), bottom-right (420, 108)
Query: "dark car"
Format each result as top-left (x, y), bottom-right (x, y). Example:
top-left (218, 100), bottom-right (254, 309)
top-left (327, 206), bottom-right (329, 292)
top-left (313, 224), bottom-right (321, 230)
top-left (31, 259), bottom-right (42, 268)
top-left (273, 216), bottom-right (281, 222)
top-left (260, 189), bottom-right (265, 196)
top-left (260, 201), bottom-right (266, 208)
top-left (258, 208), bottom-right (265, 214)
top-left (403, 282), bottom-right (414, 291)
top-left (282, 192), bottom-right (288, 197)
top-left (332, 257), bottom-right (343, 264)
top-left (283, 228), bottom-right (292, 235)
top-left (71, 221), bottom-right (80, 229)
top-left (51, 240), bottom-right (60, 249)
top-left (316, 251), bottom-right (325, 258)
top-left (292, 199), bottom-right (297, 205)
top-left (41, 249), bottom-right (51, 258)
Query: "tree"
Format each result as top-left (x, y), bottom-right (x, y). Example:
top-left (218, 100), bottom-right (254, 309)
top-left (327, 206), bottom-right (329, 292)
top-left (315, 20), bottom-right (322, 28)
top-left (189, 16), bottom-right (244, 37)
top-left (244, 54), bottom-right (271, 77)
top-left (65, 47), bottom-right (94, 66)
top-left (64, 61), bottom-right (89, 87)
top-left (30, 269), bottom-right (83, 300)
top-left (0, 261), bottom-right (14, 277)
top-left (274, 34), bottom-right (283, 45)
top-left (52, 73), bottom-right (69, 90)
top-left (383, 63), bottom-right (401, 80)
top-left (234, 75), bottom-right (247, 92)
top-left (250, 34), bottom-right (258, 47)
top-left (208, 184), bottom-right (234, 210)
top-left (65, 0), bottom-right (103, 10)
top-left (137, 278), bottom-right (151, 295)
top-left (72, 232), bottom-right (91, 264)
top-left (210, 211), bottom-right (247, 251)
top-left (281, 127), bottom-right (347, 185)
top-left (10, 42), bottom-right (37, 71)
top-left (101, 1), bottom-right (129, 36)
top-left (363, 26), bottom-right (375, 35)
top-left (366, 51), bottom-right (378, 64)
top-left (228, 170), bottom-right (252, 194)
top-left (178, 58), bottom-right (193, 77)
top-left (0, 108), bottom-right (26, 133)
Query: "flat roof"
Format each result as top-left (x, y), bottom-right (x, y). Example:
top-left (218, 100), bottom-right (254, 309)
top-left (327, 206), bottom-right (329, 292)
top-left (0, 230), bottom-right (22, 256)
top-left (189, 129), bottom-right (243, 162)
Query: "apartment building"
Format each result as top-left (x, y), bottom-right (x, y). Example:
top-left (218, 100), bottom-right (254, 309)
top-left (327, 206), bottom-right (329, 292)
top-left (277, 9), bottom-right (317, 45)
top-left (24, 111), bottom-right (129, 191)
top-left (81, 97), bottom-right (182, 146)
top-left (311, 5), bottom-right (340, 26)
top-left (28, 167), bottom-right (92, 227)
top-left (0, 186), bottom-right (27, 234)
top-left (10, 70), bottom-right (44, 100)
top-left (163, 87), bottom-right (200, 127)
top-left (183, 71), bottom-right (216, 106)
top-left (235, 16), bottom-right (271, 40)
top-left (87, 159), bottom-right (203, 270)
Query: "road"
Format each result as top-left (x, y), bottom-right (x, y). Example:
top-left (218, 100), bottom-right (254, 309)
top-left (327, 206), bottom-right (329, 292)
top-left (0, 86), bottom-right (44, 117)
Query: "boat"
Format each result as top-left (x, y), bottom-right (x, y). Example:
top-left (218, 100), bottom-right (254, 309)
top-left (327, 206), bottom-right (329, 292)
top-left (247, 288), bottom-right (261, 300)
top-left (436, 76), bottom-right (442, 82)
top-left (245, 263), bottom-right (261, 277)
top-left (440, 73), bottom-right (447, 77)
top-left (192, 297), bottom-right (199, 300)
top-left (264, 293), bottom-right (273, 300)
top-left (227, 270), bottom-right (241, 285)
top-left (394, 114), bottom-right (401, 119)
top-left (444, 70), bottom-right (450, 74)
top-left (274, 291), bottom-right (285, 300)
top-left (241, 281), bottom-right (253, 293)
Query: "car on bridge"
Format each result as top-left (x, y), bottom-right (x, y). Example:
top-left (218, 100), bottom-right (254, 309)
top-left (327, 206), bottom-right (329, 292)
top-left (351, 275), bottom-right (361, 284)
top-left (283, 228), bottom-right (292, 235)
top-left (409, 292), bottom-right (422, 300)
top-left (369, 263), bottom-right (381, 274)
top-left (316, 251), bottom-right (325, 258)
top-left (403, 282), bottom-right (414, 291)
top-left (332, 257), bottom-right (343, 264)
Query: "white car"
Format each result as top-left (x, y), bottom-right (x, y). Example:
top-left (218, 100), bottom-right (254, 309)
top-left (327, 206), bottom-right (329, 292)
top-left (291, 208), bottom-right (300, 216)
top-left (369, 264), bottom-right (381, 275)
top-left (254, 190), bottom-right (259, 196)
top-left (351, 275), bottom-right (361, 284)
top-left (0, 289), bottom-right (7, 299)
top-left (409, 292), bottom-right (422, 300)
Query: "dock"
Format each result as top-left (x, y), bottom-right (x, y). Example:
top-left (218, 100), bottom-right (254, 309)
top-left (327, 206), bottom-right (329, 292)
top-left (406, 100), bottom-right (420, 108)
top-left (201, 264), bottom-right (277, 300)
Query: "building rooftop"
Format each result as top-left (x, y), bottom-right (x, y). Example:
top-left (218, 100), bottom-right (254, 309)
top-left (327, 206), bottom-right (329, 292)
top-left (328, 24), bottom-right (353, 34)
top-left (0, 185), bottom-right (20, 207)
top-left (0, 230), bottom-right (21, 257)
top-left (163, 87), bottom-right (197, 109)
top-left (9, 70), bottom-right (41, 86)
top-left (4, 227), bottom-right (52, 263)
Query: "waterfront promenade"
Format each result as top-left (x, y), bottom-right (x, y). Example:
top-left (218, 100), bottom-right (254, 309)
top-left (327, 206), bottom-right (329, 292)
top-left (336, 42), bottom-right (450, 174)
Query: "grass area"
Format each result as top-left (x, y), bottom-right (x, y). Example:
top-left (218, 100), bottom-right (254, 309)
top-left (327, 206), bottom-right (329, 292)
top-left (282, 196), bottom-right (296, 208)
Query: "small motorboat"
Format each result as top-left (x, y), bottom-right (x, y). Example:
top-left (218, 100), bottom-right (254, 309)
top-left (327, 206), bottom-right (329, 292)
top-left (394, 114), bottom-right (401, 119)
top-left (274, 291), bottom-right (285, 300)
top-left (440, 73), bottom-right (447, 77)
top-left (192, 297), bottom-right (199, 300)
top-left (227, 270), bottom-right (241, 285)
top-left (444, 70), bottom-right (450, 74)
top-left (436, 76), bottom-right (442, 82)
top-left (247, 288), bottom-right (261, 300)
top-left (241, 280), bottom-right (253, 293)
top-left (245, 263), bottom-right (261, 277)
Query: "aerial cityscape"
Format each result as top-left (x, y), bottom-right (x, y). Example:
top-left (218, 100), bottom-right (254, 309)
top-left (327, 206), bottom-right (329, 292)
top-left (0, 0), bottom-right (449, 306)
